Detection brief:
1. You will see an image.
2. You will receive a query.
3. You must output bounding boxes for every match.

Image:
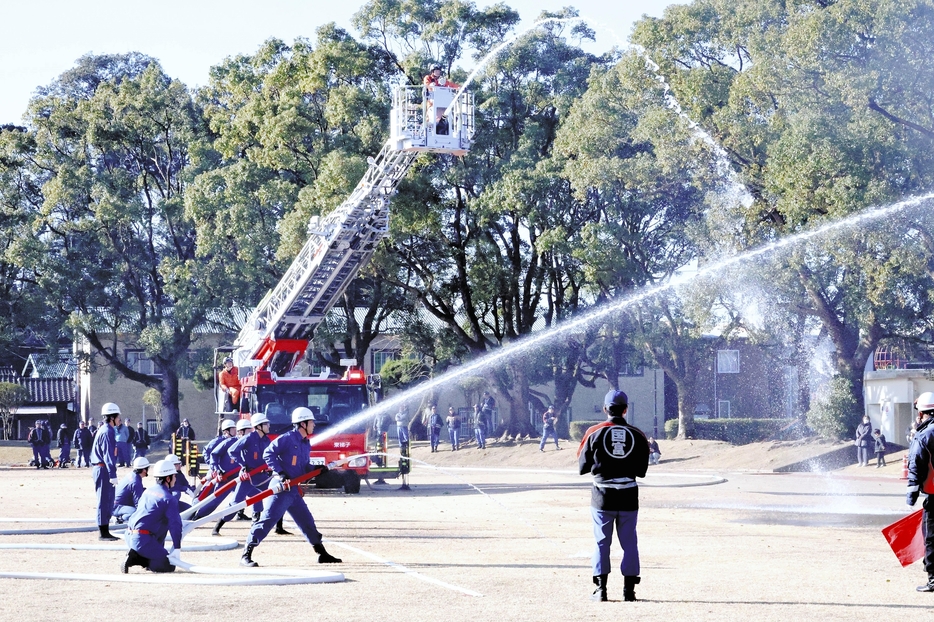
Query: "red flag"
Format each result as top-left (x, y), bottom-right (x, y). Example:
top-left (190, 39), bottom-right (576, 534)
top-left (882, 509), bottom-right (925, 567)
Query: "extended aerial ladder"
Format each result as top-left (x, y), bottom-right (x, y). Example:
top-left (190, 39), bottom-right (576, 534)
top-left (232, 84), bottom-right (474, 374)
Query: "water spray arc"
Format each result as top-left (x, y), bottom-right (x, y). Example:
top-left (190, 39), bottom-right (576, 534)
top-left (312, 192), bottom-right (934, 446)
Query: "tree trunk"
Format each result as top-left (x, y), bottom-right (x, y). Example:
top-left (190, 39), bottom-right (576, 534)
top-left (159, 369), bottom-right (181, 439)
top-left (675, 376), bottom-right (697, 440)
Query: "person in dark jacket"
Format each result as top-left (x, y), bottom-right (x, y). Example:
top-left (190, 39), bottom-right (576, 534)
top-left (427, 405), bottom-right (443, 452)
top-left (907, 392), bottom-right (934, 593)
top-left (57, 424), bottom-right (71, 468)
top-left (873, 429), bottom-right (887, 468)
top-left (73, 421), bottom-right (94, 468)
top-left (27, 421), bottom-right (43, 468)
top-left (855, 415), bottom-right (873, 467)
top-left (133, 421), bottom-right (151, 459)
top-left (578, 390), bottom-right (649, 602)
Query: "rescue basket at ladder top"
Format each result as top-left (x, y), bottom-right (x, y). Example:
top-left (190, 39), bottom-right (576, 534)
top-left (390, 84), bottom-right (475, 156)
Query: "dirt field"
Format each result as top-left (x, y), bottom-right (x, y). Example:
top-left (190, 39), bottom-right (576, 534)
top-left (0, 437), bottom-right (930, 621)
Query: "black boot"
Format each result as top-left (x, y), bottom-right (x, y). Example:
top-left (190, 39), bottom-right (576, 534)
top-left (252, 512), bottom-right (261, 524)
top-left (591, 574), bottom-right (607, 602)
top-left (917, 575), bottom-right (934, 592)
top-left (240, 543), bottom-right (258, 567)
top-left (313, 542), bottom-right (342, 563)
top-left (121, 549), bottom-right (146, 573)
top-left (236, 509), bottom-right (249, 521)
top-left (275, 518), bottom-right (291, 535)
top-left (623, 575), bottom-right (640, 602)
top-left (98, 525), bottom-right (119, 541)
top-left (212, 518), bottom-right (226, 536)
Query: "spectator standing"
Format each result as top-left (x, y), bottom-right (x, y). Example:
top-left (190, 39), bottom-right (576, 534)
top-left (473, 404), bottom-right (487, 450)
top-left (873, 429), bottom-right (887, 468)
top-left (27, 421), bottom-right (43, 468)
top-left (39, 421), bottom-right (53, 467)
top-left (855, 415), bottom-right (873, 467)
top-left (395, 407), bottom-right (409, 448)
top-left (73, 421), bottom-right (93, 468)
top-left (133, 421), bottom-right (151, 460)
top-left (539, 406), bottom-right (560, 452)
top-left (427, 405), bottom-right (443, 452)
top-left (446, 407), bottom-right (460, 451)
top-left (57, 424), bottom-right (71, 468)
top-left (114, 419), bottom-right (131, 467)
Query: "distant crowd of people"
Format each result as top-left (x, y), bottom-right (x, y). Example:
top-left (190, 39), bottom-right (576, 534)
top-left (26, 416), bottom-right (151, 469)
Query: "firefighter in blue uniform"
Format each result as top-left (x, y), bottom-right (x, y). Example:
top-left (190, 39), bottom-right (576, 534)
top-left (907, 391), bottom-right (934, 593)
top-left (165, 453), bottom-right (196, 511)
top-left (578, 390), bottom-right (649, 602)
top-left (122, 459), bottom-right (183, 574)
top-left (113, 457), bottom-right (150, 523)
top-left (240, 407), bottom-right (342, 567)
top-left (194, 418), bottom-right (238, 522)
top-left (229, 412), bottom-right (273, 522)
top-left (90, 402), bottom-right (121, 541)
top-left (211, 418), bottom-right (254, 535)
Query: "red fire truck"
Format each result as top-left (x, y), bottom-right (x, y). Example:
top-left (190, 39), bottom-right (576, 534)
top-left (213, 83), bottom-right (474, 493)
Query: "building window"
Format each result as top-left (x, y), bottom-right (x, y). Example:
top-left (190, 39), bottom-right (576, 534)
top-left (371, 350), bottom-right (397, 374)
top-left (718, 400), bottom-right (731, 418)
top-left (126, 350), bottom-right (159, 376)
top-left (717, 350), bottom-right (740, 374)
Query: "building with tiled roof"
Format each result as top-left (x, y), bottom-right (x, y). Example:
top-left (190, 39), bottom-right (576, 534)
top-left (2, 361), bottom-right (78, 441)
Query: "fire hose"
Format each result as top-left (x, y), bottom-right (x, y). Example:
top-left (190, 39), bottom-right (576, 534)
top-left (182, 464), bottom-right (270, 520)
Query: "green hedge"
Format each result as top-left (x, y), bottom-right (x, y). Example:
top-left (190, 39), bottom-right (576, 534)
top-left (664, 418), bottom-right (798, 444)
top-left (570, 421), bottom-right (604, 441)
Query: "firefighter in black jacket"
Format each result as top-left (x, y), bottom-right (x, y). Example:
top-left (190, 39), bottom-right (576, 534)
top-left (578, 390), bottom-right (649, 602)
top-left (908, 391), bottom-right (934, 593)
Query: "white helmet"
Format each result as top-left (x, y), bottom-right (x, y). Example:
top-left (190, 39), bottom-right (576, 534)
top-left (131, 457), bottom-right (150, 470)
top-left (291, 407), bottom-right (315, 424)
top-left (152, 460), bottom-right (177, 478)
top-left (164, 454), bottom-right (181, 465)
top-left (250, 413), bottom-right (269, 427)
top-left (220, 418), bottom-right (237, 432)
top-left (236, 419), bottom-right (253, 431)
top-left (101, 402), bottom-right (121, 417)
top-left (917, 392), bottom-right (934, 412)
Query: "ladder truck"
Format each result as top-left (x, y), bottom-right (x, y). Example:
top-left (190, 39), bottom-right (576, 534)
top-left (214, 83), bottom-right (474, 493)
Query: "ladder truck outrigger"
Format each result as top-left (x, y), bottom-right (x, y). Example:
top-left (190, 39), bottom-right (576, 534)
top-left (213, 82), bottom-right (474, 493)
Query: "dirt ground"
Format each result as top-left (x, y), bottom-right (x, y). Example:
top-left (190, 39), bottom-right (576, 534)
top-left (0, 437), bottom-right (930, 621)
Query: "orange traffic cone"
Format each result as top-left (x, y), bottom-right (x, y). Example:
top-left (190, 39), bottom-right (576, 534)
top-left (901, 455), bottom-right (909, 480)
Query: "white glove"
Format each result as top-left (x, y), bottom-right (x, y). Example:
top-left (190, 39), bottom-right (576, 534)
top-left (167, 549), bottom-right (181, 566)
top-left (110, 478), bottom-right (118, 486)
top-left (326, 461), bottom-right (340, 470)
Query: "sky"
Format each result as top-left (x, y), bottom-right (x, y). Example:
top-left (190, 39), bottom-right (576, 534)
top-left (0, 0), bottom-right (682, 124)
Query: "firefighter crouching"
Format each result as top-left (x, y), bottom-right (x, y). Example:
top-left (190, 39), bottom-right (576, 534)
top-left (907, 391), bottom-right (934, 593)
top-left (122, 459), bottom-right (182, 573)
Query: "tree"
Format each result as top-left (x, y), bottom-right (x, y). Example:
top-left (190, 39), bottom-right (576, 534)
top-left (6, 55), bottom-right (222, 436)
top-left (632, 0), bottom-right (934, 430)
top-left (0, 382), bottom-right (29, 440)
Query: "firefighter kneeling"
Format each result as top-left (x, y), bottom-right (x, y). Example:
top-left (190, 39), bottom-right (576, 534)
top-left (241, 407), bottom-right (342, 567)
top-left (122, 459), bottom-right (182, 573)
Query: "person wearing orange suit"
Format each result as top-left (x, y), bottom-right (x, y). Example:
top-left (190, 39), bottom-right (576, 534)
top-left (219, 357), bottom-right (241, 413)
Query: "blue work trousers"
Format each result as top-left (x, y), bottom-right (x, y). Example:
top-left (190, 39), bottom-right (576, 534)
top-left (397, 425), bottom-right (409, 446)
top-left (116, 442), bottom-right (131, 466)
top-left (591, 507), bottom-right (639, 577)
top-left (133, 446), bottom-right (148, 460)
top-left (128, 532), bottom-right (174, 572)
top-left (78, 448), bottom-right (92, 467)
top-left (31, 446), bottom-right (41, 466)
top-left (39, 444), bottom-right (52, 464)
top-left (540, 428), bottom-right (559, 450)
top-left (429, 428), bottom-right (441, 450)
top-left (59, 442), bottom-right (71, 465)
top-left (248, 487), bottom-right (321, 547)
top-left (192, 484), bottom-right (234, 520)
top-left (93, 465), bottom-right (115, 526)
